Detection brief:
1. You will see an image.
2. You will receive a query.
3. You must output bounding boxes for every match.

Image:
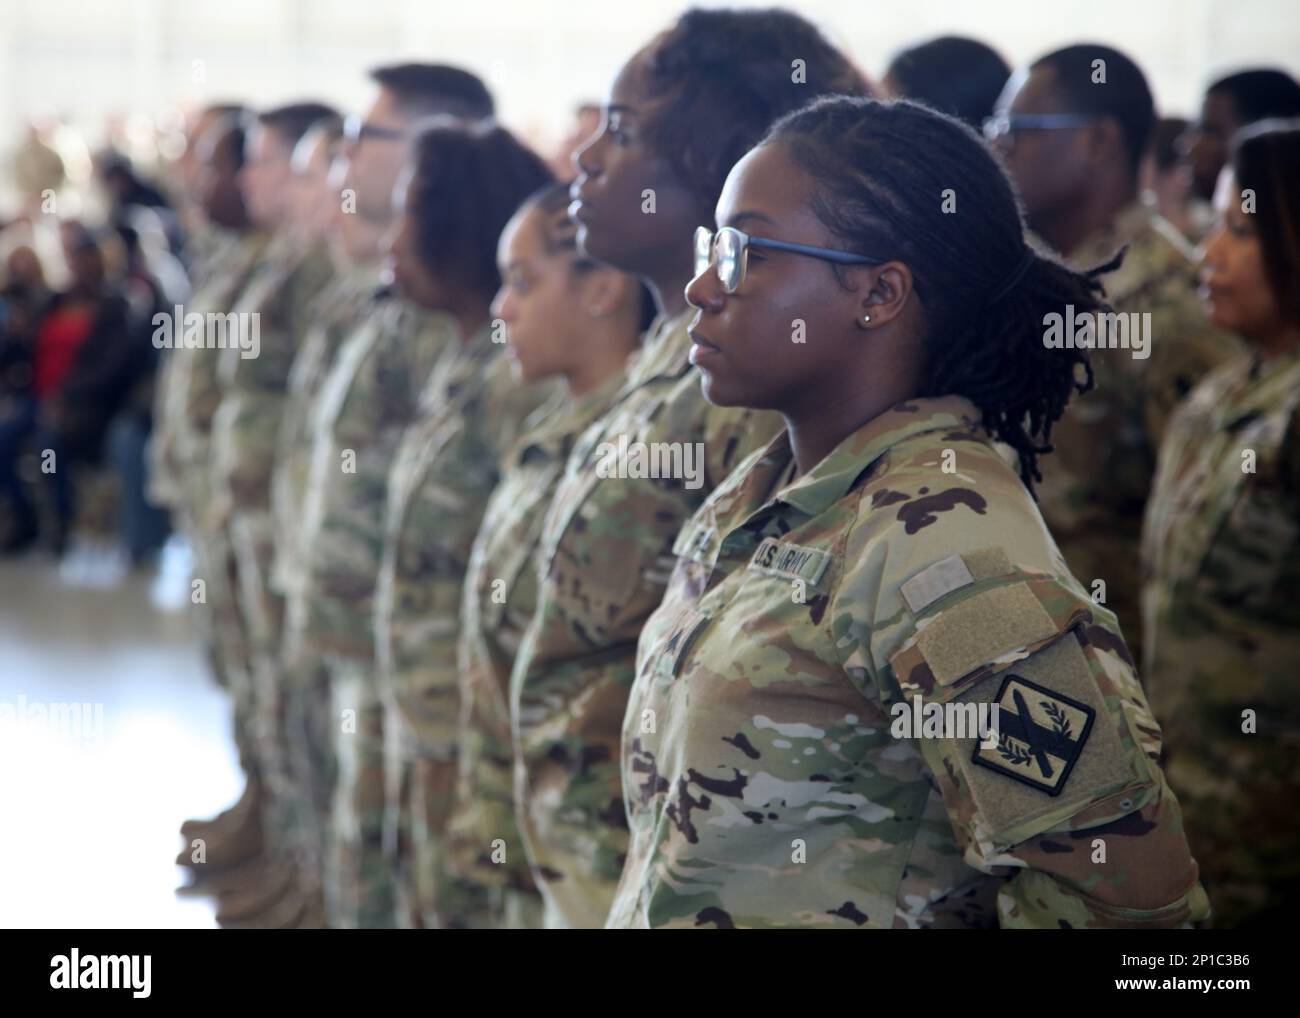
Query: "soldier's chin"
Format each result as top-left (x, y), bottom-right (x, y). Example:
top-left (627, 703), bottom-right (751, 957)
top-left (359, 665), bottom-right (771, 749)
top-left (574, 219), bottom-right (601, 260)
top-left (696, 365), bottom-right (741, 407)
top-left (575, 219), bottom-right (636, 275)
top-left (508, 352), bottom-right (539, 384)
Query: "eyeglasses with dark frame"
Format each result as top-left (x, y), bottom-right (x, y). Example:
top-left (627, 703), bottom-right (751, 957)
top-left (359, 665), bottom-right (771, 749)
top-left (694, 225), bottom-right (883, 294)
top-left (981, 112), bottom-right (1098, 143)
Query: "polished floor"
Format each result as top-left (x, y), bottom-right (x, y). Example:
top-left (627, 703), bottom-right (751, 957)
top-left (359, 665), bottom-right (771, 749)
top-left (0, 544), bottom-right (240, 927)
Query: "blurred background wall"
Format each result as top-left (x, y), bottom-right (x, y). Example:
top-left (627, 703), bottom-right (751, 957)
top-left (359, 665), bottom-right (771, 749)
top-left (1, 0), bottom-right (1297, 209)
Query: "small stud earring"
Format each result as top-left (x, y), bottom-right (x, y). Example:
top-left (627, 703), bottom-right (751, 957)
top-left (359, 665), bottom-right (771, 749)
top-left (862, 314), bottom-right (872, 325)
top-left (588, 305), bottom-right (603, 317)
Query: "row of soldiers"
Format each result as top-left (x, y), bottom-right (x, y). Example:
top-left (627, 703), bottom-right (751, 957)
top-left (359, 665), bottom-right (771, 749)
top-left (151, 13), bottom-right (1298, 928)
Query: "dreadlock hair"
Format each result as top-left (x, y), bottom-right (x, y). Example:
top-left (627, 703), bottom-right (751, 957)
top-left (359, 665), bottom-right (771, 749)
top-left (524, 181), bottom-right (658, 331)
top-left (765, 96), bottom-right (1117, 493)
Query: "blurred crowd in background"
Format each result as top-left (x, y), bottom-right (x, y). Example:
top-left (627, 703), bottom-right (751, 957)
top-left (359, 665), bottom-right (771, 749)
top-left (0, 106), bottom-right (580, 572)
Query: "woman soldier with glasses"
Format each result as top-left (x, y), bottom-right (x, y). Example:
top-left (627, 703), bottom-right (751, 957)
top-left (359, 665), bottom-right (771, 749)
top-left (607, 97), bottom-right (1208, 929)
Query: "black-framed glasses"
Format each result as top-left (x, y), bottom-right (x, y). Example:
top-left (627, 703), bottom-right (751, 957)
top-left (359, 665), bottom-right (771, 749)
top-left (343, 114), bottom-right (406, 145)
top-left (981, 112), bottom-right (1097, 142)
top-left (693, 225), bottom-right (882, 294)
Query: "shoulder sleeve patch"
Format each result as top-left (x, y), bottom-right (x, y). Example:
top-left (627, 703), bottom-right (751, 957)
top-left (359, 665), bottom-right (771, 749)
top-left (939, 630), bottom-right (1153, 850)
top-left (971, 673), bottom-right (1095, 796)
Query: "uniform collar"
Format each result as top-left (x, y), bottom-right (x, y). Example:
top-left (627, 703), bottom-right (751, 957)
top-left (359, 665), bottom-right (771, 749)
top-left (263, 231), bottom-right (296, 262)
top-left (444, 318), bottom-right (498, 371)
top-left (622, 308), bottom-right (693, 389)
top-left (343, 261), bottom-right (383, 299)
top-left (1247, 344), bottom-right (1300, 385)
top-left (1068, 201), bottom-right (1159, 270)
top-left (515, 370), bottom-right (625, 463)
top-left (238, 230), bottom-right (273, 262)
top-left (710, 396), bottom-right (985, 536)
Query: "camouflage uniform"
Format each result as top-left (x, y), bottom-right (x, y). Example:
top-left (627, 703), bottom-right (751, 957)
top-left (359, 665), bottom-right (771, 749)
top-left (269, 261), bottom-right (382, 887)
top-left (448, 373), bottom-right (625, 928)
top-left (150, 226), bottom-right (246, 510)
top-left (509, 310), bottom-right (781, 927)
top-left (209, 233), bottom-right (335, 871)
top-left (271, 263), bottom-right (382, 617)
top-left (1036, 203), bottom-right (1241, 652)
top-left (1141, 349), bottom-right (1300, 927)
top-left (609, 396), bottom-right (1209, 928)
top-left (285, 292), bottom-right (449, 928)
top-left (375, 324), bottom-right (552, 928)
top-left (148, 229), bottom-right (270, 769)
top-left (183, 226), bottom-right (231, 290)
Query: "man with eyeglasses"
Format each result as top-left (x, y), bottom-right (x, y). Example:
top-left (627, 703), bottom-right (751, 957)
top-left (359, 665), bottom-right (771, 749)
top-left (281, 63), bottom-right (494, 929)
top-left (988, 44), bottom-right (1240, 664)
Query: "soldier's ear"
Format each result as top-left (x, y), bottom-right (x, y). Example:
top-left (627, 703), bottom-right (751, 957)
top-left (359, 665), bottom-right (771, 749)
top-left (575, 265), bottom-right (626, 319)
top-left (845, 260), bottom-right (913, 331)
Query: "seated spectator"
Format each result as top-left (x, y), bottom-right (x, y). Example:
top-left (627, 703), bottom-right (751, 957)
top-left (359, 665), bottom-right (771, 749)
top-left (0, 224), bottom-right (134, 552)
top-left (97, 150), bottom-right (184, 255)
top-left (105, 221), bottom-right (171, 563)
top-left (0, 243), bottom-right (49, 547)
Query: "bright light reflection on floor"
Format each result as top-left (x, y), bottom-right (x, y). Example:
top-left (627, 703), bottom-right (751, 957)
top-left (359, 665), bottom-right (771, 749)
top-left (1, 551), bottom-right (242, 928)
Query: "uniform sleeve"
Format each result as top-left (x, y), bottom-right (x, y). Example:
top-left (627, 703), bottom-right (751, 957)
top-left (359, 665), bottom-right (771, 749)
top-left (146, 350), bottom-right (185, 507)
top-left (1282, 399), bottom-right (1300, 498)
top-left (184, 345), bottom-right (226, 440)
top-left (211, 385), bottom-right (288, 512)
top-left (885, 566), bottom-right (1209, 929)
top-left (299, 325), bottom-right (419, 658)
top-left (211, 262), bottom-right (325, 511)
top-left (448, 607), bottom-right (530, 898)
top-left (379, 355), bottom-right (515, 761)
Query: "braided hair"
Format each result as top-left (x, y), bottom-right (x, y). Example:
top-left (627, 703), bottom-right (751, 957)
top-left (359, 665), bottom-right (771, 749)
top-left (766, 96), bottom-right (1116, 492)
